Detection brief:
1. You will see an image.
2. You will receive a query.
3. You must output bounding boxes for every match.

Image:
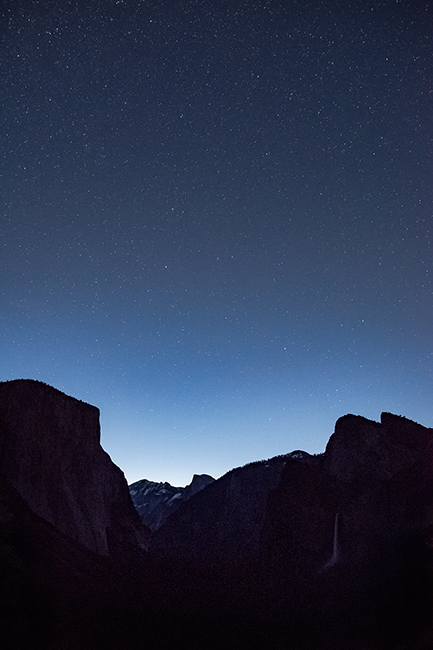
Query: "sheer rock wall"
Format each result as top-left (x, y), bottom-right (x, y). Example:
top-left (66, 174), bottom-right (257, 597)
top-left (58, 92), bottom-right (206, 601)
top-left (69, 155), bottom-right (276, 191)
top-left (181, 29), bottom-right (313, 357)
top-left (0, 379), bottom-right (147, 555)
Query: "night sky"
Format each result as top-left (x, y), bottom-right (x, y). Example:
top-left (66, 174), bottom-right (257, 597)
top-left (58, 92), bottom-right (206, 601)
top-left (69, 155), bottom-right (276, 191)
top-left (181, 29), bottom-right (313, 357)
top-left (2, 0), bottom-right (432, 486)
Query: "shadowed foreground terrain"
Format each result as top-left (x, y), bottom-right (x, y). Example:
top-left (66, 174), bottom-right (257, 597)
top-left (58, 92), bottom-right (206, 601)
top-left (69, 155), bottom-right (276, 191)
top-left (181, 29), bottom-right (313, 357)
top-left (1, 379), bottom-right (433, 649)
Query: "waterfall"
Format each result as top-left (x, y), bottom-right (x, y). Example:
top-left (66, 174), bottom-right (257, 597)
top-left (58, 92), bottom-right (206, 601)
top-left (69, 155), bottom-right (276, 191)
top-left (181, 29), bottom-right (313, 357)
top-left (323, 512), bottom-right (339, 569)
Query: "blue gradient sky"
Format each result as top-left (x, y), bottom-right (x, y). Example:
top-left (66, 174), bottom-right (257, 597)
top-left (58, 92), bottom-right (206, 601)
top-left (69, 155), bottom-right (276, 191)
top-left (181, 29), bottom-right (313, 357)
top-left (2, 0), bottom-right (432, 486)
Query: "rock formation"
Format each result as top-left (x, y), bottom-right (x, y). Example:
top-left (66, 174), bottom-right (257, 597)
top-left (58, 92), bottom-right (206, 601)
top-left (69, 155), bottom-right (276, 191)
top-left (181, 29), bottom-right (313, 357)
top-left (0, 470), bottom-right (151, 650)
top-left (259, 412), bottom-right (433, 648)
top-left (129, 473), bottom-right (215, 531)
top-left (324, 412), bottom-right (433, 480)
top-left (0, 379), bottom-right (148, 555)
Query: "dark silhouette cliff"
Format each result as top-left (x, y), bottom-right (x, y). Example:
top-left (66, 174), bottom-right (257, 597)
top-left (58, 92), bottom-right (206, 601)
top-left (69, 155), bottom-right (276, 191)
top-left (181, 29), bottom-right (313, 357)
top-left (258, 412), bottom-right (433, 648)
top-left (0, 379), bottom-right (148, 555)
top-left (0, 470), bottom-right (153, 650)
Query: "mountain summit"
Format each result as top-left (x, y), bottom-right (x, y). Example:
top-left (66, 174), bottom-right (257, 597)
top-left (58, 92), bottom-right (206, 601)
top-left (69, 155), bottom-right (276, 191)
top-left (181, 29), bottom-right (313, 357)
top-left (129, 473), bottom-right (215, 531)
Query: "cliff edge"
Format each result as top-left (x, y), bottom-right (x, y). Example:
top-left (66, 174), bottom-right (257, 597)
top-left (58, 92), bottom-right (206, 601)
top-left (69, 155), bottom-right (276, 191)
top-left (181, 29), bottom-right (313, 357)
top-left (0, 379), bottom-right (147, 555)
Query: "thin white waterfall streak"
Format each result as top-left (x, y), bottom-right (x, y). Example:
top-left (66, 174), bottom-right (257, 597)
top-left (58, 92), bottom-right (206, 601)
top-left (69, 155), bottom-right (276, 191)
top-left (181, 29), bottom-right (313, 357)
top-left (324, 512), bottom-right (339, 569)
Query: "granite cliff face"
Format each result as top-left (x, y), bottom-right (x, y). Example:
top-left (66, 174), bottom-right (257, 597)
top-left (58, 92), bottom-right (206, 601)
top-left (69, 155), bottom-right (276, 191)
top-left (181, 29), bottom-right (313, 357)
top-left (324, 412), bottom-right (433, 481)
top-left (263, 413), bottom-right (433, 570)
top-left (0, 379), bottom-right (147, 555)
top-left (0, 470), bottom-right (152, 650)
top-left (257, 413), bottom-right (433, 648)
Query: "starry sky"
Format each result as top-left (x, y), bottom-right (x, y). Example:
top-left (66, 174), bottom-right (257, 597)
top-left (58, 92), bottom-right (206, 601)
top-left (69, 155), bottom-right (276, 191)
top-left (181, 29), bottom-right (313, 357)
top-left (2, 0), bottom-right (432, 486)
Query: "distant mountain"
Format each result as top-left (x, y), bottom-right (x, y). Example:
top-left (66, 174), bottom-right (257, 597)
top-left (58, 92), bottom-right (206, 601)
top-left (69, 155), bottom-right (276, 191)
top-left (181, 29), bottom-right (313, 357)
top-left (129, 473), bottom-right (215, 531)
